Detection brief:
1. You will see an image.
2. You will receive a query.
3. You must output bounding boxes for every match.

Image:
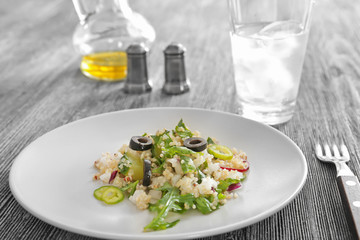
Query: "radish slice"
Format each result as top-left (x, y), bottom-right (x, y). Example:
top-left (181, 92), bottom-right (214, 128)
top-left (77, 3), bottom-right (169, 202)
top-left (220, 162), bottom-right (249, 172)
top-left (108, 170), bottom-right (118, 183)
top-left (228, 183), bottom-right (241, 191)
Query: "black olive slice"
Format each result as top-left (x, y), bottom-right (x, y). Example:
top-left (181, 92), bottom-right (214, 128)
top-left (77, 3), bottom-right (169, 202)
top-left (129, 136), bottom-right (153, 151)
top-left (143, 159), bottom-right (152, 186)
top-left (183, 137), bottom-right (207, 152)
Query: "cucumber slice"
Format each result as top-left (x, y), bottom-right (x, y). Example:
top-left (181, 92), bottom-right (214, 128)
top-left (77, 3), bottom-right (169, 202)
top-left (207, 144), bottom-right (233, 160)
top-left (102, 186), bottom-right (124, 204)
top-left (125, 149), bottom-right (144, 180)
top-left (93, 186), bottom-right (111, 201)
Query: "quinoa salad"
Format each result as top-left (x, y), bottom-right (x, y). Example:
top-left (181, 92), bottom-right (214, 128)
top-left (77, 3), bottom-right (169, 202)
top-left (92, 119), bottom-right (249, 231)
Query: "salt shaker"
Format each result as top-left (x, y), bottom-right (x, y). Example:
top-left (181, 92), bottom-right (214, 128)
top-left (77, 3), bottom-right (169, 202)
top-left (162, 43), bottom-right (190, 94)
top-left (124, 44), bottom-right (152, 94)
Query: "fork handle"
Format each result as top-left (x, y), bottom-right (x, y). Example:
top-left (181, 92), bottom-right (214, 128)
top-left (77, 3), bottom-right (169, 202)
top-left (336, 175), bottom-right (360, 239)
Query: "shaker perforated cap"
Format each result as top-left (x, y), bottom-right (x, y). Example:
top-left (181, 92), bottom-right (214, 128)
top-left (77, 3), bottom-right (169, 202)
top-left (126, 43), bottom-right (149, 55)
top-left (164, 42), bottom-right (186, 55)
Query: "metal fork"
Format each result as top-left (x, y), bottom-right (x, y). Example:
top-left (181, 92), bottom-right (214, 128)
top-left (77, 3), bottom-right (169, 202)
top-left (315, 143), bottom-right (360, 239)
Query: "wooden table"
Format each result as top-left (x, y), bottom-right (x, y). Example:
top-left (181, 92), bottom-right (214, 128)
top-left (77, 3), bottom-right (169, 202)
top-left (1, 0), bottom-right (359, 239)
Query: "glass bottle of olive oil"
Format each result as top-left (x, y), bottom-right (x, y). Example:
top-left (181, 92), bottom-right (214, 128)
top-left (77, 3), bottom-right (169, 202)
top-left (80, 51), bottom-right (127, 81)
top-left (72, 0), bottom-right (155, 81)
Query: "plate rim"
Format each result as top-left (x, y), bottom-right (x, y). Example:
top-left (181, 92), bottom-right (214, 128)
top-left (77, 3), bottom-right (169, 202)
top-left (9, 107), bottom-right (308, 239)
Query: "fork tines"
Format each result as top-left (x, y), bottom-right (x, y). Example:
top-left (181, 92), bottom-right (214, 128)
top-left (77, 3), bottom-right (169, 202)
top-left (315, 143), bottom-right (350, 161)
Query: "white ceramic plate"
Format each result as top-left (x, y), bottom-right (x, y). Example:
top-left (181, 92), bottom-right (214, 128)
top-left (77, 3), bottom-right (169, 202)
top-left (9, 107), bottom-right (307, 239)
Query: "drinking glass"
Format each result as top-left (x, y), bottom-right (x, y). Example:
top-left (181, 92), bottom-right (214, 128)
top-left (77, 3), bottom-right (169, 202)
top-left (227, 0), bottom-right (314, 125)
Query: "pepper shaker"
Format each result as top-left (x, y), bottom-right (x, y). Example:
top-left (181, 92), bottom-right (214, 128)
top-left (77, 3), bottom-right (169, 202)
top-left (162, 43), bottom-right (190, 94)
top-left (124, 44), bottom-right (152, 94)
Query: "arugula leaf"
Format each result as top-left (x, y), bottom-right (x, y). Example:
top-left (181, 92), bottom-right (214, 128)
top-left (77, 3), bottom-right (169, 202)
top-left (174, 119), bottom-right (193, 139)
top-left (151, 130), bottom-right (173, 160)
top-left (179, 155), bottom-right (196, 174)
top-left (145, 184), bottom-right (182, 231)
top-left (145, 182), bottom-right (221, 231)
top-left (197, 167), bottom-right (206, 184)
top-left (218, 193), bottom-right (226, 200)
top-left (207, 137), bottom-right (215, 145)
top-left (156, 182), bottom-right (174, 192)
top-left (163, 146), bottom-right (197, 158)
top-left (199, 160), bottom-right (208, 171)
top-left (150, 122), bottom-right (200, 175)
top-left (216, 178), bottom-right (240, 193)
top-left (195, 197), bottom-right (213, 214)
top-left (175, 194), bottom-right (196, 213)
top-left (145, 218), bottom-right (180, 231)
top-left (120, 180), bottom-right (139, 196)
top-left (151, 133), bottom-right (199, 174)
top-left (161, 146), bottom-right (201, 175)
top-left (145, 183), bottom-right (203, 231)
top-left (207, 194), bottom-right (215, 203)
top-left (152, 162), bottom-right (166, 174)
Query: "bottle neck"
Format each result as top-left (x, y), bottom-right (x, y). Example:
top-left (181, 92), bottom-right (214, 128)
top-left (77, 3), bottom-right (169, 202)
top-left (97, 0), bottom-right (132, 16)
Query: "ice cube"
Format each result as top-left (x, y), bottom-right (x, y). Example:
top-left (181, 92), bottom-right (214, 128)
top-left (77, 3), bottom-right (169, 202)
top-left (234, 54), bottom-right (294, 102)
top-left (258, 20), bottom-right (303, 39)
top-left (255, 21), bottom-right (304, 58)
top-left (234, 23), bottom-right (268, 37)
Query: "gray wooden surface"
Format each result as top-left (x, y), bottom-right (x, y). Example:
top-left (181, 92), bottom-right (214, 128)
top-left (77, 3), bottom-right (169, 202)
top-left (1, 0), bottom-right (360, 239)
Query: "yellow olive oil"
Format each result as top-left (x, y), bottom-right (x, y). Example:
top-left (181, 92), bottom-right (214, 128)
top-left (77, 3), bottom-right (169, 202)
top-left (80, 51), bottom-right (127, 81)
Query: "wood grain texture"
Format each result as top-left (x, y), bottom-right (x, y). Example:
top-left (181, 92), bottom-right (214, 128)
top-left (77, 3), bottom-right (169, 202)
top-left (1, 0), bottom-right (360, 239)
